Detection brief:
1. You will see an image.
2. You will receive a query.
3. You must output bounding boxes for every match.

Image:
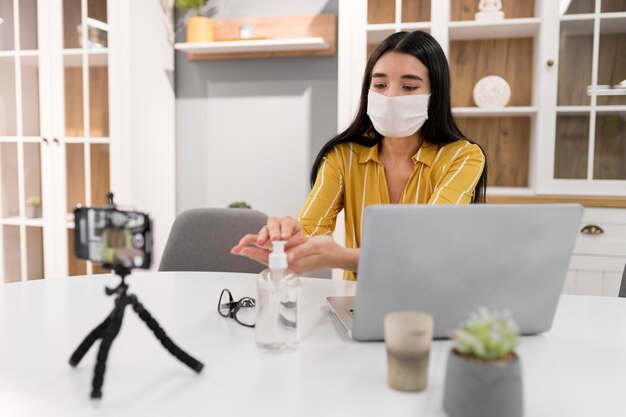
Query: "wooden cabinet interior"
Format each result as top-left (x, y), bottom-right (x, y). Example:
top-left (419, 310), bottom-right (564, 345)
top-left (89, 66), bottom-right (110, 137)
top-left (602, 0), bottom-right (626, 12)
top-left (449, 38), bottom-right (533, 107)
top-left (597, 33), bottom-right (626, 106)
top-left (456, 117), bottom-right (530, 187)
top-left (63, 0), bottom-right (81, 49)
top-left (594, 114), bottom-right (626, 180)
top-left (25, 227), bottom-right (43, 280)
top-left (565, 0), bottom-right (595, 14)
top-left (368, 0), bottom-right (395, 24)
top-left (1, 143), bottom-right (19, 217)
top-left (67, 228), bottom-right (86, 276)
top-left (368, 0), bottom-right (431, 24)
top-left (64, 67), bottom-right (84, 136)
top-left (558, 31), bottom-right (592, 106)
top-left (3, 226), bottom-right (21, 282)
top-left (65, 143), bottom-right (86, 213)
top-left (90, 144), bottom-right (110, 206)
top-left (184, 14), bottom-right (336, 60)
top-left (63, 0), bottom-right (107, 48)
top-left (450, 0), bottom-right (535, 21)
top-left (402, 0), bottom-right (431, 22)
top-left (555, 115), bottom-right (589, 179)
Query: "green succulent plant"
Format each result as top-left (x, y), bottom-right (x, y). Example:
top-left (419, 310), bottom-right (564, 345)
top-left (26, 196), bottom-right (41, 207)
top-left (228, 201), bottom-right (251, 209)
top-left (175, 0), bottom-right (208, 16)
top-left (451, 307), bottom-right (519, 361)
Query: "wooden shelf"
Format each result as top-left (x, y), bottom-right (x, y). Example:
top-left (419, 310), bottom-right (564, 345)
top-left (399, 22), bottom-right (431, 31)
top-left (453, 106), bottom-right (537, 117)
top-left (1, 217), bottom-right (44, 227)
top-left (487, 194), bottom-right (626, 208)
top-left (176, 14), bottom-right (336, 61)
top-left (449, 18), bottom-right (541, 40)
top-left (176, 37), bottom-right (329, 57)
top-left (557, 105), bottom-right (626, 115)
top-left (366, 22), bottom-right (431, 44)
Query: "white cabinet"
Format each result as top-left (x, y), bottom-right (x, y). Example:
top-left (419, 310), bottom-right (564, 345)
top-left (0, 0), bottom-right (176, 282)
top-left (336, 0), bottom-right (626, 290)
top-left (338, 0), bottom-right (625, 196)
top-left (564, 208), bottom-right (626, 296)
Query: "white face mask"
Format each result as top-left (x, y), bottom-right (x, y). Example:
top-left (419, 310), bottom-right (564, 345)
top-left (367, 91), bottom-right (430, 138)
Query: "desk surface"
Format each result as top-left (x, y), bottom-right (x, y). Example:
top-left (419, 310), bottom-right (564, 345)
top-left (1, 272), bottom-right (624, 416)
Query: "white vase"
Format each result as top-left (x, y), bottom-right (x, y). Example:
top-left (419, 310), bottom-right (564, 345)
top-left (25, 205), bottom-right (42, 219)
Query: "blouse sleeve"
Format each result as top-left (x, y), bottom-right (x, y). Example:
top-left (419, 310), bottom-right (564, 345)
top-left (297, 147), bottom-right (345, 236)
top-left (428, 143), bottom-right (485, 205)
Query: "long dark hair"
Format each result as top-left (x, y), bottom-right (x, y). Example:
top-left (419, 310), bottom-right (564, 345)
top-left (310, 30), bottom-right (487, 203)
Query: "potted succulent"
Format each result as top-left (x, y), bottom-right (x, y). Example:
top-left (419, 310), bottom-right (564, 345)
top-left (25, 196), bottom-right (42, 219)
top-left (175, 0), bottom-right (215, 43)
top-left (228, 201), bottom-right (251, 209)
top-left (443, 307), bottom-right (523, 417)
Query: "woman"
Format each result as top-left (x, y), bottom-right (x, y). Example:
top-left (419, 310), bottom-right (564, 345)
top-left (231, 31), bottom-right (487, 280)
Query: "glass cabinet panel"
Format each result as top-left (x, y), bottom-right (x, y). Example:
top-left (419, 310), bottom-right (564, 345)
top-left (64, 55), bottom-right (84, 137)
top-left (63, 0), bottom-right (82, 49)
top-left (89, 54), bottom-right (109, 137)
top-left (558, 22), bottom-right (593, 106)
top-left (26, 227), bottom-right (44, 280)
top-left (402, 0), bottom-right (430, 23)
top-left (0, 0), bottom-right (15, 50)
top-left (0, 57), bottom-right (17, 136)
top-left (554, 114), bottom-right (590, 179)
top-left (21, 57), bottom-right (40, 136)
top-left (368, 0), bottom-right (394, 24)
top-left (564, 0), bottom-right (595, 14)
top-left (594, 112), bottom-right (626, 180)
top-left (3, 225), bottom-right (21, 282)
top-left (90, 143), bottom-right (110, 206)
top-left (450, 0), bottom-right (534, 21)
top-left (87, 0), bottom-right (108, 49)
top-left (66, 143), bottom-right (86, 214)
top-left (601, 0), bottom-right (626, 13)
top-left (1, 142), bottom-right (19, 218)
top-left (23, 143), bottom-right (42, 217)
top-left (19, 0), bottom-right (38, 50)
top-left (596, 18), bottom-right (626, 106)
top-left (67, 228), bottom-right (86, 276)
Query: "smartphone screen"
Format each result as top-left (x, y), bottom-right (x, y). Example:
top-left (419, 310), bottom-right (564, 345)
top-left (74, 207), bottom-right (152, 269)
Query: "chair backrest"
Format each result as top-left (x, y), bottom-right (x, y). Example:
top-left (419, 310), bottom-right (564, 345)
top-left (617, 264), bottom-right (626, 298)
top-left (159, 208), bottom-right (268, 273)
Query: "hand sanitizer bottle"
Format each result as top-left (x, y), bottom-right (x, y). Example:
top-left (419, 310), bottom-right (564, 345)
top-left (255, 241), bottom-right (300, 352)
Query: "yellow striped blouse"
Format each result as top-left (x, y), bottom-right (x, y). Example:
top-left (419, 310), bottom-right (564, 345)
top-left (297, 139), bottom-right (485, 281)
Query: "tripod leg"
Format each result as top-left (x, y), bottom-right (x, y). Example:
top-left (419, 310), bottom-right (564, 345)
top-left (129, 294), bottom-right (204, 373)
top-left (91, 299), bottom-right (126, 399)
top-left (69, 315), bottom-right (111, 367)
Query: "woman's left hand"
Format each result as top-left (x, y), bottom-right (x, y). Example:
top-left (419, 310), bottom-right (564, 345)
top-left (286, 235), bottom-right (351, 275)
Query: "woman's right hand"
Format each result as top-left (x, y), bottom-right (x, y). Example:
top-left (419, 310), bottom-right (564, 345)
top-left (230, 216), bottom-right (307, 266)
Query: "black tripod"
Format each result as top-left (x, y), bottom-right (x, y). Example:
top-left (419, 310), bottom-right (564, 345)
top-left (69, 267), bottom-right (204, 399)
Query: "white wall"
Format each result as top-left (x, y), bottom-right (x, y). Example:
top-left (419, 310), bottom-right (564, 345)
top-left (111, 0), bottom-right (176, 269)
top-left (175, 0), bottom-right (338, 220)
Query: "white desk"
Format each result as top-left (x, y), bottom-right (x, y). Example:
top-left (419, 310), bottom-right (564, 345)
top-left (0, 272), bottom-right (624, 416)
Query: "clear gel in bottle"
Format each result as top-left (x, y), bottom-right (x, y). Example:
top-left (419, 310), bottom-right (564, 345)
top-left (255, 241), bottom-right (300, 352)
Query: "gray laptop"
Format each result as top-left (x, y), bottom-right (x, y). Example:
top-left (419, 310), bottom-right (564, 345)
top-left (327, 204), bottom-right (583, 341)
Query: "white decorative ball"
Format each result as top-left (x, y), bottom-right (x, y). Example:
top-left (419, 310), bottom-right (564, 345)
top-left (472, 75), bottom-right (511, 108)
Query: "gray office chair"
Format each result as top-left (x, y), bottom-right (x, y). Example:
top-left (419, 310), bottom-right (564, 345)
top-left (159, 208), bottom-right (268, 273)
top-left (617, 264), bottom-right (626, 298)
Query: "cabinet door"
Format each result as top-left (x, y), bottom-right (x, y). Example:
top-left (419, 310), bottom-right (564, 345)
top-left (55, 0), bottom-right (111, 276)
top-left (0, 0), bottom-right (46, 283)
top-left (549, 0), bottom-right (626, 195)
